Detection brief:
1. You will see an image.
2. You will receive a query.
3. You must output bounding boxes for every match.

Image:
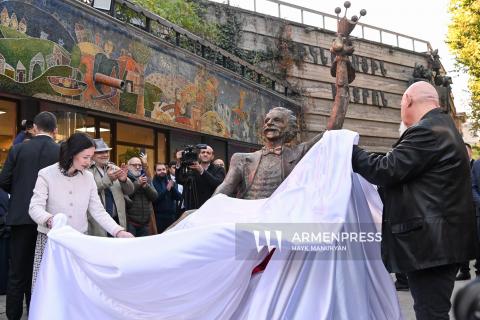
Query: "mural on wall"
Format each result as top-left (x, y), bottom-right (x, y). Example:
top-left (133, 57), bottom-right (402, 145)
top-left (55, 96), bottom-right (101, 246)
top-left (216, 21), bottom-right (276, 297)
top-left (0, 0), bottom-right (295, 144)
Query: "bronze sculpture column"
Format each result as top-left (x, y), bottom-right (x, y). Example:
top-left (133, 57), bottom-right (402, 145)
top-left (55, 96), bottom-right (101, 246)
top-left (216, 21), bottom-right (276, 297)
top-left (327, 2), bottom-right (366, 130)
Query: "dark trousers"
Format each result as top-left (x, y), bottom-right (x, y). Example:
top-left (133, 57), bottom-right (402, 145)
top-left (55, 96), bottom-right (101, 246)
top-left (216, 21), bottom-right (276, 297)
top-left (406, 264), bottom-right (458, 320)
top-left (6, 224), bottom-right (38, 320)
top-left (155, 214), bottom-right (177, 234)
top-left (459, 216), bottom-right (480, 274)
top-left (395, 272), bottom-right (408, 285)
top-left (127, 222), bottom-right (149, 237)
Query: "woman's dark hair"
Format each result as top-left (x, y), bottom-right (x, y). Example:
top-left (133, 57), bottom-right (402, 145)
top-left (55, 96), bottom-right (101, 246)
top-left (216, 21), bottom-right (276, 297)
top-left (59, 133), bottom-right (95, 171)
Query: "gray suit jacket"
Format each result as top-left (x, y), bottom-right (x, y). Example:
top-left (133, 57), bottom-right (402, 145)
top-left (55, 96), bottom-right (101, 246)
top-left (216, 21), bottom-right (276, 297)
top-left (214, 132), bottom-right (324, 198)
top-left (87, 166), bottom-right (134, 236)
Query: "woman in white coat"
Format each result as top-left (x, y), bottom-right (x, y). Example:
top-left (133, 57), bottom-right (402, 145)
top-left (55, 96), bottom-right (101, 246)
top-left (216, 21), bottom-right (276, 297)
top-left (29, 132), bottom-right (133, 288)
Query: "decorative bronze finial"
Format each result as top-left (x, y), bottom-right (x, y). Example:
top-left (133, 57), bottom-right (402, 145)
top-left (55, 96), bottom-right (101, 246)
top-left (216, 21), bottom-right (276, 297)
top-left (327, 2), bottom-right (367, 130)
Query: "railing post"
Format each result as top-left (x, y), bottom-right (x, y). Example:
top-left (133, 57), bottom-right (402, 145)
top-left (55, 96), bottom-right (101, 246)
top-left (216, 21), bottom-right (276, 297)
top-left (412, 39), bottom-right (415, 51)
top-left (301, 9), bottom-right (304, 24)
top-left (278, 3), bottom-right (281, 18)
top-left (396, 35), bottom-right (399, 47)
top-left (145, 17), bottom-right (151, 33)
top-left (175, 31), bottom-right (180, 46)
top-left (361, 25), bottom-right (365, 39)
top-left (379, 30), bottom-right (382, 43)
top-left (322, 15), bottom-right (325, 29)
top-left (253, 0), bottom-right (256, 12)
top-left (110, 0), bottom-right (116, 17)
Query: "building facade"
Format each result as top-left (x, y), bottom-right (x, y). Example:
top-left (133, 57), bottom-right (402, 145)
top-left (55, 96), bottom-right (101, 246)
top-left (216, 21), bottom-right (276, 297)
top-left (0, 0), bottom-right (298, 169)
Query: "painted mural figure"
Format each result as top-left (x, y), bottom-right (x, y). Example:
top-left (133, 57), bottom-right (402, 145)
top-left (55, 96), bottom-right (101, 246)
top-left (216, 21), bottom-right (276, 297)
top-left (214, 106), bottom-right (323, 200)
top-left (0, 2), bottom-right (288, 146)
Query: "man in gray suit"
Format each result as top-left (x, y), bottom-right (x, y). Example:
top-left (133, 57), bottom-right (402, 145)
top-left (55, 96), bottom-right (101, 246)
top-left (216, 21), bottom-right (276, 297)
top-left (214, 107), bottom-right (323, 200)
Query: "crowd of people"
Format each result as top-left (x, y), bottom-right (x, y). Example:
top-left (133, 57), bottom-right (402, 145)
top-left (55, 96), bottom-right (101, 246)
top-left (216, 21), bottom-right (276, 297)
top-left (0, 112), bottom-right (226, 320)
top-left (0, 80), bottom-right (479, 319)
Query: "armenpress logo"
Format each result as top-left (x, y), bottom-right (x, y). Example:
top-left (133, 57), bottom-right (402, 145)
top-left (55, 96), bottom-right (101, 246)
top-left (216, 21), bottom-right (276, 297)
top-left (253, 229), bottom-right (282, 252)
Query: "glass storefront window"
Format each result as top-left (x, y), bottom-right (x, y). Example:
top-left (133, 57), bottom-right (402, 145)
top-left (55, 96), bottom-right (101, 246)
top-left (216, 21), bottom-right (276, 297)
top-left (0, 99), bottom-right (17, 169)
top-left (40, 104), bottom-right (94, 142)
top-left (116, 122), bottom-right (155, 171)
top-left (99, 121), bottom-right (111, 146)
top-left (72, 115), bottom-right (96, 140)
top-left (157, 132), bottom-right (167, 164)
top-left (117, 122), bottom-right (154, 146)
top-left (116, 145), bottom-right (154, 171)
top-left (169, 132), bottom-right (201, 161)
top-left (205, 138), bottom-right (227, 164)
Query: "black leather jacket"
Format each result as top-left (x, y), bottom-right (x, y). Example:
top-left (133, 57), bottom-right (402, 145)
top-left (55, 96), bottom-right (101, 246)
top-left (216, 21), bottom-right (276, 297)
top-left (352, 108), bottom-right (476, 273)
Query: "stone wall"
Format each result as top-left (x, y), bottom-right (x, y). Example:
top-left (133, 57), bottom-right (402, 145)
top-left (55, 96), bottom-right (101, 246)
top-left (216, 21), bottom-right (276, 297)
top-left (204, 2), bottom-right (443, 152)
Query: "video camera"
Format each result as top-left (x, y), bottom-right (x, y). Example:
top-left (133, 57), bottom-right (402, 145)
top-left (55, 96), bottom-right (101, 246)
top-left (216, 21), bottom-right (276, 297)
top-left (181, 144), bottom-right (208, 166)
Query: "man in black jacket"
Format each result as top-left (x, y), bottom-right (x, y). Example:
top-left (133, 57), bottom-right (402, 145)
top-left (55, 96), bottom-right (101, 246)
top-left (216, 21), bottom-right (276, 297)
top-left (152, 163), bottom-right (182, 233)
top-left (0, 111), bottom-right (59, 320)
top-left (352, 81), bottom-right (476, 320)
top-left (176, 145), bottom-right (225, 210)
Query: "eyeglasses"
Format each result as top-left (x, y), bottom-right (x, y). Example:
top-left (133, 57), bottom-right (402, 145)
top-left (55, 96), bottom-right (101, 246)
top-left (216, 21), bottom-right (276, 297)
top-left (130, 163), bottom-right (142, 167)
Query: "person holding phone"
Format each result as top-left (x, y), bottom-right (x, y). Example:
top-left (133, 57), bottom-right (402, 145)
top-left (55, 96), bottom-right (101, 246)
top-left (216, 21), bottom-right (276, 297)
top-left (125, 157), bottom-right (158, 237)
top-left (87, 139), bottom-right (134, 237)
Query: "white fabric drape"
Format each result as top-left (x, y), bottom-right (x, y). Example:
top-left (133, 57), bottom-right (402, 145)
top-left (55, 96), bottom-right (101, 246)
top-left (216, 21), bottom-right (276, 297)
top-left (29, 130), bottom-right (402, 320)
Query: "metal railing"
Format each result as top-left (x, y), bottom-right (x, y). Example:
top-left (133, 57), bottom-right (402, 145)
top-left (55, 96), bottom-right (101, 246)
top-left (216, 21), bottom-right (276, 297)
top-left (210, 0), bottom-right (432, 53)
top-left (75, 0), bottom-right (295, 97)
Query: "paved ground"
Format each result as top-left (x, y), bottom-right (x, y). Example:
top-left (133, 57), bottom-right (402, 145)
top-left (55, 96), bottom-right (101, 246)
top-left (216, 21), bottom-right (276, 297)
top-left (0, 270), bottom-right (474, 320)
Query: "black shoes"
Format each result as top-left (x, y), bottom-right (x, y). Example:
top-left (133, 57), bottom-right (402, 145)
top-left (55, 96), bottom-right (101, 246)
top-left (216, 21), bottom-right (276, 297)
top-left (456, 272), bottom-right (472, 281)
top-left (395, 281), bottom-right (409, 291)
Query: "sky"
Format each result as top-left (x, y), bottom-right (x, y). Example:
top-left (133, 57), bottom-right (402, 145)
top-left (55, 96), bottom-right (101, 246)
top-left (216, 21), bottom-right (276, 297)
top-left (210, 0), bottom-right (470, 113)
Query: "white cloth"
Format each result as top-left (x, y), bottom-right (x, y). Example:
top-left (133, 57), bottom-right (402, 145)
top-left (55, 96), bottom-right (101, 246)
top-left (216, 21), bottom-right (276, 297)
top-left (29, 130), bottom-right (402, 320)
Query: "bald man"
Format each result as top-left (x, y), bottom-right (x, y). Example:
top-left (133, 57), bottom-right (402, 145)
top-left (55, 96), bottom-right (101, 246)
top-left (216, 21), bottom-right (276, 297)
top-left (352, 81), bottom-right (476, 320)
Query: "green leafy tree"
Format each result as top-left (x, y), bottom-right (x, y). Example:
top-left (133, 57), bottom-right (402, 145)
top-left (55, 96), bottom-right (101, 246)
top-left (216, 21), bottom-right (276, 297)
top-left (131, 0), bottom-right (218, 41)
top-left (447, 0), bottom-right (480, 133)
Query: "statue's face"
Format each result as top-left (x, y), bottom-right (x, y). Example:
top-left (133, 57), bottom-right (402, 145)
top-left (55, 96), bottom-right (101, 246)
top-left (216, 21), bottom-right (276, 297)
top-left (263, 110), bottom-right (288, 142)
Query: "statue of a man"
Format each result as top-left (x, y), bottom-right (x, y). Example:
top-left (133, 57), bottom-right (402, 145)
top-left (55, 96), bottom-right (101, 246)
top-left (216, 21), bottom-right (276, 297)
top-left (214, 107), bottom-right (323, 199)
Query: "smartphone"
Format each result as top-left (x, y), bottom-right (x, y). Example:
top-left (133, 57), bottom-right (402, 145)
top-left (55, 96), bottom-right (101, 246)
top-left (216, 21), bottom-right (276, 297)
top-left (140, 168), bottom-right (146, 177)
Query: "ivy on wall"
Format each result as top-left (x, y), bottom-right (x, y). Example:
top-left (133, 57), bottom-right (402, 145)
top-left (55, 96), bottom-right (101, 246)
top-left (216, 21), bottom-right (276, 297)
top-left (129, 0), bottom-right (219, 41)
top-left (209, 3), bottom-right (304, 86)
top-left (121, 0), bottom-right (304, 90)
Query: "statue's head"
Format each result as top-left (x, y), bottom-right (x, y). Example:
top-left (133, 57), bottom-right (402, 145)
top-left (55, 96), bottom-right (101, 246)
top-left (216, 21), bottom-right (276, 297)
top-left (262, 107), bottom-right (298, 144)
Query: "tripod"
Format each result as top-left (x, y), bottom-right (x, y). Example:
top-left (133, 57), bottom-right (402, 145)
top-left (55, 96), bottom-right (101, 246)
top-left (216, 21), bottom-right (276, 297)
top-left (183, 169), bottom-right (199, 210)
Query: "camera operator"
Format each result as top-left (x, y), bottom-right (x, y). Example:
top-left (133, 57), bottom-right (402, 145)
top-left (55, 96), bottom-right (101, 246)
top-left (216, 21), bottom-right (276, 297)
top-left (175, 145), bottom-right (225, 210)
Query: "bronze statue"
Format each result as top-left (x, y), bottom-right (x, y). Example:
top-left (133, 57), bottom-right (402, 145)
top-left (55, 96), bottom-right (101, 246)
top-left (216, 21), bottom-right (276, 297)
top-left (214, 107), bottom-right (323, 199)
top-left (328, 2), bottom-right (366, 130)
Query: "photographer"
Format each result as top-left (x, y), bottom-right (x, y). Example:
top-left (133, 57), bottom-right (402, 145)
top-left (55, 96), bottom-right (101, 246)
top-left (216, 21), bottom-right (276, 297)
top-left (175, 145), bottom-right (225, 210)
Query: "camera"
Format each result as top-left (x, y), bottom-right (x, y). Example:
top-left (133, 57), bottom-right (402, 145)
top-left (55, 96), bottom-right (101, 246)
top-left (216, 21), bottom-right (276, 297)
top-left (181, 144), bottom-right (207, 166)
